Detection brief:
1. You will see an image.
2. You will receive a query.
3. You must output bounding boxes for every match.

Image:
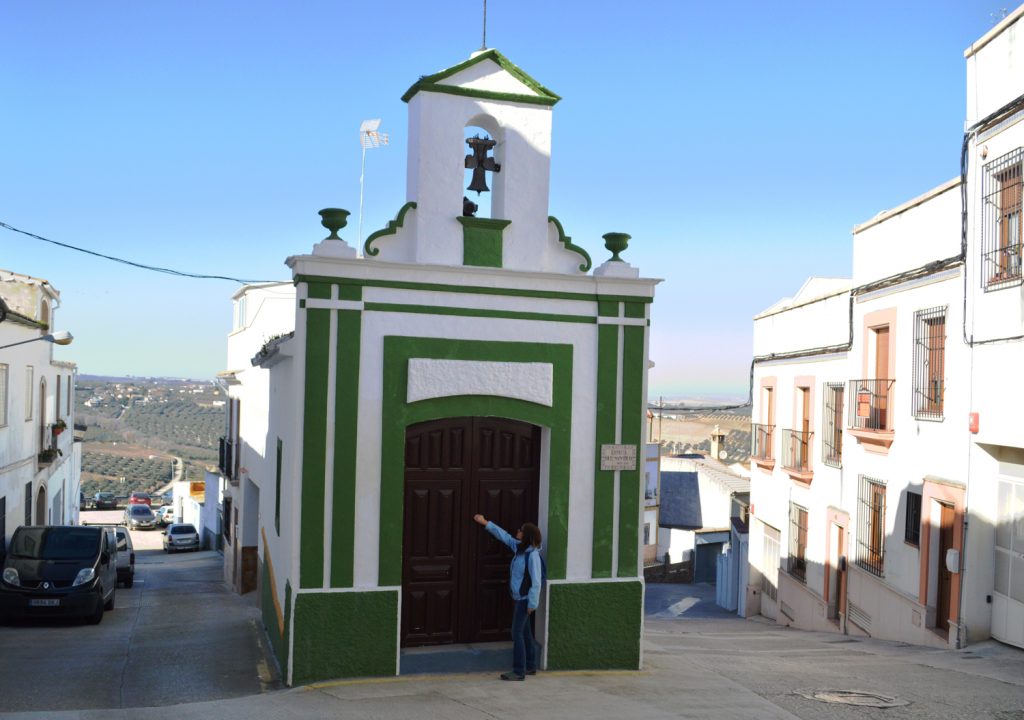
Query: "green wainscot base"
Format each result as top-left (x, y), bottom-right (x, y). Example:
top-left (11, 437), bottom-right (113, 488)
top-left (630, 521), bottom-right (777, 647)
top-left (546, 580), bottom-right (642, 670)
top-left (260, 563), bottom-right (292, 674)
top-left (291, 589), bottom-right (398, 684)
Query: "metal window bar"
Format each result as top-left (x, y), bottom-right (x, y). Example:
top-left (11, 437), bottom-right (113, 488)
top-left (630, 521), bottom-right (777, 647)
top-left (788, 503), bottom-right (808, 582)
top-left (751, 423), bottom-right (775, 461)
top-left (848, 379), bottom-right (895, 431)
top-left (822, 382), bottom-right (844, 468)
top-left (857, 475), bottom-right (886, 576)
top-left (981, 147), bottom-right (1024, 290)
top-left (912, 306), bottom-right (946, 419)
top-left (781, 429), bottom-right (813, 472)
top-left (905, 490), bottom-right (922, 546)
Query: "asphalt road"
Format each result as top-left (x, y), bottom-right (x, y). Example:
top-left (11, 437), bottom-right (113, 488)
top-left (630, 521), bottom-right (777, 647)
top-left (0, 542), bottom-right (280, 712)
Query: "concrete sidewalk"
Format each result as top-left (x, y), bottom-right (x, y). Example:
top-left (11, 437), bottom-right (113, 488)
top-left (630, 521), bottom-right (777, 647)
top-left (6, 612), bottom-right (1022, 720)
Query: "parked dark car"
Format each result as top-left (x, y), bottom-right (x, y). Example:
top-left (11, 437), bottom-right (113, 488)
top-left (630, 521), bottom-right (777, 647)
top-left (124, 504), bottom-right (157, 530)
top-left (0, 526), bottom-right (117, 624)
top-left (94, 492), bottom-right (117, 510)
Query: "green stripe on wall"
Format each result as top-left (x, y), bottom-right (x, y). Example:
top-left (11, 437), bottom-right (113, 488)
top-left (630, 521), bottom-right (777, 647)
top-left (300, 306), bottom-right (330, 588)
top-left (617, 325), bottom-right (645, 577)
top-left (592, 324), bottom-right (618, 578)
top-left (624, 302), bottom-right (646, 319)
top-left (331, 309), bottom-right (361, 588)
top-left (379, 337), bottom-right (573, 585)
top-left (364, 302), bottom-right (596, 325)
top-left (295, 273), bottom-right (653, 304)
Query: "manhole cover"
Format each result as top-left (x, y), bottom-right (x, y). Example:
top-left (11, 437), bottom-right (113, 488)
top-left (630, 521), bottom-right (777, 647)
top-left (795, 689), bottom-right (909, 708)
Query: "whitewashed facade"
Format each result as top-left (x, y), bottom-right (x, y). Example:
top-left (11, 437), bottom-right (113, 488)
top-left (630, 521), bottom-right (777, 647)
top-left (0, 270), bottom-right (80, 549)
top-left (748, 6), bottom-right (1024, 649)
top-left (220, 50), bottom-right (657, 685)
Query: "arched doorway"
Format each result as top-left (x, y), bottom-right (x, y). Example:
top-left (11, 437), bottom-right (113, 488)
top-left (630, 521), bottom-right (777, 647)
top-left (401, 416), bottom-right (539, 647)
top-left (36, 486), bottom-right (47, 525)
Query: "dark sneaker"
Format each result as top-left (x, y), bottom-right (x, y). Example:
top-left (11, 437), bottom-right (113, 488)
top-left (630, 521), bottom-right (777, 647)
top-left (526, 669), bottom-right (537, 675)
top-left (500, 672), bottom-right (525, 681)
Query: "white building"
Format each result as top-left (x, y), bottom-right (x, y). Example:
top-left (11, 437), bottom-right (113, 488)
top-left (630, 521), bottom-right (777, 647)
top-left (217, 281), bottom-right (296, 593)
top-left (748, 6), bottom-right (1024, 650)
top-left (218, 49), bottom-right (658, 685)
top-left (0, 270), bottom-right (80, 547)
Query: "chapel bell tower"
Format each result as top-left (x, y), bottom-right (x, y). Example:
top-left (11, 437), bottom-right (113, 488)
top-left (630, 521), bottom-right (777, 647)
top-left (389, 49), bottom-right (576, 273)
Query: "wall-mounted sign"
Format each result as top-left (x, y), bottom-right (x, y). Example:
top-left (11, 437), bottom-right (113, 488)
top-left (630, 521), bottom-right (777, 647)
top-left (189, 481), bottom-right (206, 500)
top-left (600, 444), bottom-right (637, 471)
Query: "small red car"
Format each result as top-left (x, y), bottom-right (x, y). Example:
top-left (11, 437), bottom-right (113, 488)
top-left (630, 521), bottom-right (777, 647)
top-left (129, 492), bottom-right (152, 506)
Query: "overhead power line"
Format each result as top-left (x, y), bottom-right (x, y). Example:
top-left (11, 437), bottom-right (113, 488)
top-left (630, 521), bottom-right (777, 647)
top-left (0, 221), bottom-right (277, 284)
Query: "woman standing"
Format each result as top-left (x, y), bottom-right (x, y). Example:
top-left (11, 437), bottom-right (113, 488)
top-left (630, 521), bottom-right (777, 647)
top-left (473, 513), bottom-right (543, 681)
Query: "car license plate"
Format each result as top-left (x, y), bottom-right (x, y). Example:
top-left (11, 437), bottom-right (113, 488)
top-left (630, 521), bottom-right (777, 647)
top-left (29, 599), bottom-right (60, 607)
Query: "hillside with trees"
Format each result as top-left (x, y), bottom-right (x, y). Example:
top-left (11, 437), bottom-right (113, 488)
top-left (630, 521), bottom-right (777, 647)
top-left (75, 377), bottom-right (225, 497)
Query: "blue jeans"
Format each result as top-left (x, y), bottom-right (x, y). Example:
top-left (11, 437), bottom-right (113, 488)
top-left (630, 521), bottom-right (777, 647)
top-left (511, 599), bottom-right (535, 677)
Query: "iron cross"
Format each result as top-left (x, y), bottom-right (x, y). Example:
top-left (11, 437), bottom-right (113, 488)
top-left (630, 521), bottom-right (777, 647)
top-left (465, 135), bottom-right (501, 194)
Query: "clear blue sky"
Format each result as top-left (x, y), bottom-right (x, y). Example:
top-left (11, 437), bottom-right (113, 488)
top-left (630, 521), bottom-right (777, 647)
top-left (1, 1), bottom-right (1003, 399)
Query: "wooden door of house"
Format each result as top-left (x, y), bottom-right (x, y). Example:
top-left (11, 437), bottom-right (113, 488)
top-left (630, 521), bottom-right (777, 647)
top-left (937, 503), bottom-right (955, 634)
top-left (874, 327), bottom-right (890, 428)
top-left (401, 417), bottom-right (540, 647)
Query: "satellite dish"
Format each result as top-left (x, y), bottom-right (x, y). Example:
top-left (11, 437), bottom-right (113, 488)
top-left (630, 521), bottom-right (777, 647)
top-left (718, 450), bottom-right (728, 460)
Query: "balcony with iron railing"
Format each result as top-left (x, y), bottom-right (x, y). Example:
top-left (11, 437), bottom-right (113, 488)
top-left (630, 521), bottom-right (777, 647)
top-left (781, 429), bottom-right (813, 483)
top-left (848, 379), bottom-right (895, 452)
top-left (751, 423), bottom-right (775, 471)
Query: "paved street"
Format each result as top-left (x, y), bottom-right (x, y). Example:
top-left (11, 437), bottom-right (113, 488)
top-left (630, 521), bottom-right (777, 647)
top-left (2, 578), bottom-right (1022, 719)
top-left (0, 543), bottom-right (279, 713)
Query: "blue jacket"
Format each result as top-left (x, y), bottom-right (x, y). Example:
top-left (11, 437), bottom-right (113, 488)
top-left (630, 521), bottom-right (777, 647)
top-left (485, 521), bottom-right (543, 610)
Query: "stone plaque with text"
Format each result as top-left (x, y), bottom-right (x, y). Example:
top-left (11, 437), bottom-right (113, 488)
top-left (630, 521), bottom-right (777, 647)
top-left (600, 444), bottom-right (637, 471)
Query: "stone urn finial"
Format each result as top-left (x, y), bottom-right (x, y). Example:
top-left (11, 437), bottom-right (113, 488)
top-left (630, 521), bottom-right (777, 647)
top-left (602, 232), bottom-right (631, 262)
top-left (318, 208), bottom-right (350, 240)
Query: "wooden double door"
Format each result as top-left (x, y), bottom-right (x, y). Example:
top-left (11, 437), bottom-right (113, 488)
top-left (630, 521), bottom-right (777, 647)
top-left (401, 417), bottom-right (540, 647)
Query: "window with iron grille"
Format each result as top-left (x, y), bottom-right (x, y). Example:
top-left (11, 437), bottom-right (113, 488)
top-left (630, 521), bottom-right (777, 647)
top-left (981, 147), bottom-right (1023, 290)
top-left (788, 503), bottom-right (808, 582)
top-left (857, 475), bottom-right (886, 576)
top-left (913, 306), bottom-right (946, 419)
top-left (822, 382), bottom-right (844, 467)
top-left (905, 490), bottom-right (922, 546)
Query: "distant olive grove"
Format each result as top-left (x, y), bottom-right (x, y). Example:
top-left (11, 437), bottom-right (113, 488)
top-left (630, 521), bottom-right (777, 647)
top-left (75, 380), bottom-right (224, 497)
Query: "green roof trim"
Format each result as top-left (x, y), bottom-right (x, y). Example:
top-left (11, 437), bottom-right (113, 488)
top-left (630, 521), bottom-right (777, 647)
top-left (401, 49), bottom-right (561, 106)
top-left (548, 216), bottom-right (592, 273)
top-left (364, 202), bottom-right (416, 257)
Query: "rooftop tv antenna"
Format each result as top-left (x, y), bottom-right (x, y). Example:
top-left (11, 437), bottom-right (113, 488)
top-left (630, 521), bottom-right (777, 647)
top-left (481, 0), bottom-right (488, 50)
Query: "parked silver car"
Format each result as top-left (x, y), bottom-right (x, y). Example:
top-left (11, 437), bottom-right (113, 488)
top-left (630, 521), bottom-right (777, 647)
top-left (111, 526), bottom-right (135, 587)
top-left (162, 523), bottom-right (200, 553)
top-left (124, 504), bottom-right (156, 530)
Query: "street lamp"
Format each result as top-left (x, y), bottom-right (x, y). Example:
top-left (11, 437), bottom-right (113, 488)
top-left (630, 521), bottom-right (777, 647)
top-left (0, 330), bottom-right (74, 351)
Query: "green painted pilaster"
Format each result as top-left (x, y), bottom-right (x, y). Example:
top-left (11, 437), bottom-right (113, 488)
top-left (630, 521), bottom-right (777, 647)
top-left (291, 590), bottom-right (398, 684)
top-left (617, 325), bottom-right (645, 577)
top-left (592, 321), bottom-right (618, 578)
top-left (300, 282), bottom-right (331, 589)
top-left (331, 301), bottom-right (361, 588)
top-left (547, 581), bottom-right (642, 670)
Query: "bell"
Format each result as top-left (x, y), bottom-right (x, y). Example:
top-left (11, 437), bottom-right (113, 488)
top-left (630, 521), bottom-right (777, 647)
top-left (467, 168), bottom-right (490, 194)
